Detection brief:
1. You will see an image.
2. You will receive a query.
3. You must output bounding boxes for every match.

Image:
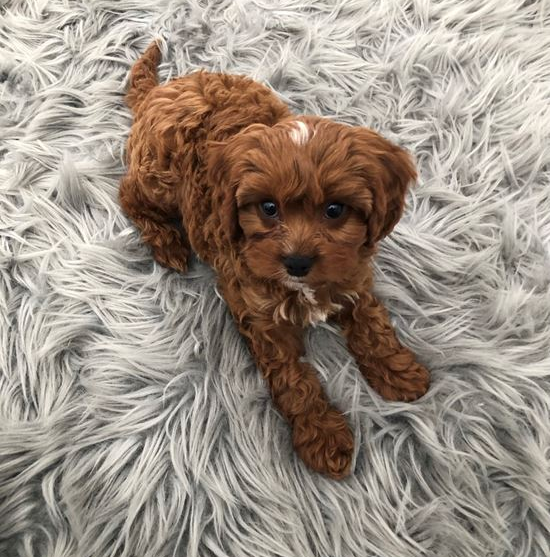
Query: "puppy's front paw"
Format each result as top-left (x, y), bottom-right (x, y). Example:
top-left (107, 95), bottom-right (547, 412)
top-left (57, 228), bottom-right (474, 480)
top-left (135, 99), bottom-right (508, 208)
top-left (293, 407), bottom-right (354, 479)
top-left (365, 357), bottom-right (430, 402)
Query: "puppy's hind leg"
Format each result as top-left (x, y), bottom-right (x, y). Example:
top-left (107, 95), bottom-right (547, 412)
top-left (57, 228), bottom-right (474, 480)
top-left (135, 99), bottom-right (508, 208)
top-left (119, 175), bottom-right (190, 273)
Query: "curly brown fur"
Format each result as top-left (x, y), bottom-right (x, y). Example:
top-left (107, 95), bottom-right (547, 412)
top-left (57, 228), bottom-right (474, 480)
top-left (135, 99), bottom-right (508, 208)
top-left (120, 42), bottom-right (430, 479)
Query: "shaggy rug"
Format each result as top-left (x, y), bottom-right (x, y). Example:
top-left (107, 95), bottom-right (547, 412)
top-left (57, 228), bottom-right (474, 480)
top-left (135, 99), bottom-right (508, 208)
top-left (1, 1), bottom-right (550, 556)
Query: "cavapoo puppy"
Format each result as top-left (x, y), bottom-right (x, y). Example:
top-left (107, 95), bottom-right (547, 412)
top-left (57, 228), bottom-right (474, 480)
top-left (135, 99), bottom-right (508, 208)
top-left (120, 42), bottom-right (430, 479)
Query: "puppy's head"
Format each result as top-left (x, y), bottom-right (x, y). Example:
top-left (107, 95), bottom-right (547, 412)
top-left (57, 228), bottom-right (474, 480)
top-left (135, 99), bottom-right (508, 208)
top-left (208, 116), bottom-right (416, 288)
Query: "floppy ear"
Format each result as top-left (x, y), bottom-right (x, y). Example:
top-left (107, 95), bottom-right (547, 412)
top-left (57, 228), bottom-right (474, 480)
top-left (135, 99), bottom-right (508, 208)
top-left (206, 140), bottom-right (240, 247)
top-left (350, 128), bottom-right (417, 247)
top-left (205, 124), bottom-right (267, 251)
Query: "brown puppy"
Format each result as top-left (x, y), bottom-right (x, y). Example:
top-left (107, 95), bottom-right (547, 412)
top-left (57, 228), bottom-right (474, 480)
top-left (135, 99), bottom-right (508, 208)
top-left (120, 42), bottom-right (430, 479)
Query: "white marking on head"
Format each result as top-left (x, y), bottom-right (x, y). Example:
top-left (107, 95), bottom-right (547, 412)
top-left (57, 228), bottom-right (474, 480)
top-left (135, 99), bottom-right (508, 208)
top-left (289, 121), bottom-right (310, 146)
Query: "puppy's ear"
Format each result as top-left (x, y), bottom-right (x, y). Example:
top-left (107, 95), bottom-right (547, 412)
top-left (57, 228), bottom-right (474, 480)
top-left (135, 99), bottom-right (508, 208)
top-left (206, 125), bottom-right (266, 250)
top-left (206, 140), bottom-right (240, 247)
top-left (350, 128), bottom-right (417, 246)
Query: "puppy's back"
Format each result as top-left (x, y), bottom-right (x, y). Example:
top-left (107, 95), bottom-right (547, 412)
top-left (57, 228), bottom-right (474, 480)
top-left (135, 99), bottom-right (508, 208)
top-left (127, 42), bottom-right (290, 139)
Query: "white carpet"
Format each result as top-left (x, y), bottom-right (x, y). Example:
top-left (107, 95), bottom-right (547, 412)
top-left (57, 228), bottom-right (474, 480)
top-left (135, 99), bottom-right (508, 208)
top-left (1, 1), bottom-right (550, 556)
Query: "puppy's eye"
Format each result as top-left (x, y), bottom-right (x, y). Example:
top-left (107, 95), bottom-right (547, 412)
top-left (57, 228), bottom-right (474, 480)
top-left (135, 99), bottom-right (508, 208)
top-left (260, 200), bottom-right (278, 218)
top-left (325, 203), bottom-right (345, 219)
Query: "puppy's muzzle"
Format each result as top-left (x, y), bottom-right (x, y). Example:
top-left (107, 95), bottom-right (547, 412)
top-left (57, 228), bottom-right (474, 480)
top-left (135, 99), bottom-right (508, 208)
top-left (283, 255), bottom-right (315, 277)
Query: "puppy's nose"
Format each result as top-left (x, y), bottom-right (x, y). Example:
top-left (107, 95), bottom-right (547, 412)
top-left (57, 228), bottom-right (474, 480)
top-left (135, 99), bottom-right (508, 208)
top-left (283, 255), bottom-right (315, 277)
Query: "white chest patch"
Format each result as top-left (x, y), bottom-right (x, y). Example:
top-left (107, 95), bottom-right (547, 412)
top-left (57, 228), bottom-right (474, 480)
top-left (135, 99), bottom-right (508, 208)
top-left (309, 308), bottom-right (329, 325)
top-left (283, 279), bottom-right (317, 304)
top-left (282, 279), bottom-right (333, 326)
top-left (289, 121), bottom-right (310, 146)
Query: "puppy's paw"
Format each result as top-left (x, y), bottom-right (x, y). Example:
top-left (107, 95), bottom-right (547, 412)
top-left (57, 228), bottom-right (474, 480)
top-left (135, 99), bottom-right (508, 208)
top-left (152, 243), bottom-right (189, 274)
top-left (366, 358), bottom-right (430, 402)
top-left (293, 407), bottom-right (354, 479)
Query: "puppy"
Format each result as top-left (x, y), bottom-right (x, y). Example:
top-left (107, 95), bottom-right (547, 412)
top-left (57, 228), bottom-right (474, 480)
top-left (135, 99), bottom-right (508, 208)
top-left (120, 42), bottom-right (430, 479)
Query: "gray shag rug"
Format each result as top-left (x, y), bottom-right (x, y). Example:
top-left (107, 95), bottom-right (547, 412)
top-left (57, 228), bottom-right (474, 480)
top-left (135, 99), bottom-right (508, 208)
top-left (2, 1), bottom-right (550, 556)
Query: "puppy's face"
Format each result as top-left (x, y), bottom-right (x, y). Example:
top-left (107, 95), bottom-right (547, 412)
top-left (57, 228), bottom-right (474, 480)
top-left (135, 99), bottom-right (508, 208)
top-left (212, 117), bottom-right (416, 289)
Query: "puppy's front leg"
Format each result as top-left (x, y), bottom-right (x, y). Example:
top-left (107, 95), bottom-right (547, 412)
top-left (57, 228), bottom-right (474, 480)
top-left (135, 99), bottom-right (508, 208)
top-left (338, 292), bottom-right (430, 402)
top-left (234, 313), bottom-right (353, 479)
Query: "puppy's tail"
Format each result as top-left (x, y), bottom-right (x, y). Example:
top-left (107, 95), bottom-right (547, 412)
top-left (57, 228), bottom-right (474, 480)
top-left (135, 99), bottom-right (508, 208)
top-left (126, 41), bottom-right (161, 113)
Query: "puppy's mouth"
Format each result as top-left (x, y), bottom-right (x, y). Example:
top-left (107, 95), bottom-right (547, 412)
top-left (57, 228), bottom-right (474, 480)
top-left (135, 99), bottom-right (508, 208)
top-left (278, 271), bottom-right (308, 291)
top-left (283, 276), bottom-right (306, 290)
